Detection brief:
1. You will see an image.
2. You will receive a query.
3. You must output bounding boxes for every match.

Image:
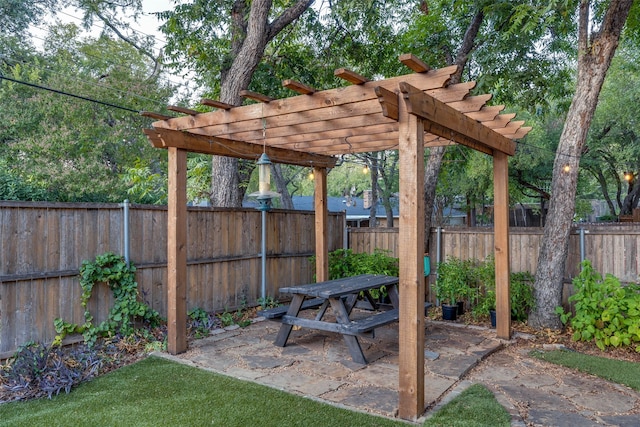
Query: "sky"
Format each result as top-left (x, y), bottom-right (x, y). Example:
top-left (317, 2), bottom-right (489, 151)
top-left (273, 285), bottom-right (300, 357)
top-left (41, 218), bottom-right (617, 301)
top-left (29, 1), bottom-right (196, 103)
top-left (33, 1), bottom-right (174, 52)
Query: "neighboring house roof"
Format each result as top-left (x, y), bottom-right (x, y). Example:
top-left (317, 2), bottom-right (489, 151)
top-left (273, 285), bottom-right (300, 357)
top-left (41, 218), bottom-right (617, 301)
top-left (291, 195), bottom-right (397, 217)
top-left (244, 195), bottom-right (398, 217)
top-left (243, 195), bottom-right (466, 220)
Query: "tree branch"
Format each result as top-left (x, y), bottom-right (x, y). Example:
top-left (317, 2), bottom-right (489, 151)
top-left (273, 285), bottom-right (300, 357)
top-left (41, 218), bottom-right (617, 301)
top-left (92, 9), bottom-right (161, 80)
top-left (267, 0), bottom-right (315, 42)
top-left (452, 8), bottom-right (484, 83)
top-left (578, 0), bottom-right (589, 55)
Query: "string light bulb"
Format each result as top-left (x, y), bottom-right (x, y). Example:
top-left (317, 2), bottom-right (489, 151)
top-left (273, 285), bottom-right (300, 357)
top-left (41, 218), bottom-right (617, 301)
top-left (624, 172), bottom-right (633, 182)
top-left (362, 164), bottom-right (370, 174)
top-left (308, 168), bottom-right (315, 180)
top-left (562, 164), bottom-right (571, 173)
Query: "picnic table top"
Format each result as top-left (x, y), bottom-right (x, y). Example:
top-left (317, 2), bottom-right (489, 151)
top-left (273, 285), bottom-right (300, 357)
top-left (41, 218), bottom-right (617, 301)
top-left (279, 274), bottom-right (399, 299)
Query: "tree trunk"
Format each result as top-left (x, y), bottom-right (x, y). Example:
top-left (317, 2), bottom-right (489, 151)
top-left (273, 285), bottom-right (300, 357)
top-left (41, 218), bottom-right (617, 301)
top-left (587, 166), bottom-right (618, 215)
top-left (369, 156), bottom-right (379, 227)
top-left (423, 8), bottom-right (483, 252)
top-left (272, 163), bottom-right (294, 209)
top-left (529, 0), bottom-right (632, 329)
top-left (621, 177), bottom-right (640, 214)
top-left (384, 199), bottom-right (394, 228)
top-left (209, 0), bottom-right (314, 207)
top-left (424, 146), bottom-right (445, 250)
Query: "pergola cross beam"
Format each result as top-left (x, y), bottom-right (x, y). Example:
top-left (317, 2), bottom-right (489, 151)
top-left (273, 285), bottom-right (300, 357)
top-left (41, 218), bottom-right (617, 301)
top-left (143, 128), bottom-right (337, 168)
top-left (399, 82), bottom-right (516, 155)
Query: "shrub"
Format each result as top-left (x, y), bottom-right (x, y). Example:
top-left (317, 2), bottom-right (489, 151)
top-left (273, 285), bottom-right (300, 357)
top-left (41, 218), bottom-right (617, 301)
top-left (312, 249), bottom-right (399, 299)
top-left (322, 248), bottom-right (399, 280)
top-left (0, 342), bottom-right (102, 402)
top-left (557, 260), bottom-right (640, 352)
top-left (470, 256), bottom-right (535, 321)
top-left (435, 256), bottom-right (475, 305)
top-left (472, 255), bottom-right (496, 317)
top-left (510, 271), bottom-right (535, 322)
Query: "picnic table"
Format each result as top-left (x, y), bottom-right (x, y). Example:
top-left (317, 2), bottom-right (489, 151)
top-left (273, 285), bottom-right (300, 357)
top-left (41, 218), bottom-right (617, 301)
top-left (259, 274), bottom-right (402, 364)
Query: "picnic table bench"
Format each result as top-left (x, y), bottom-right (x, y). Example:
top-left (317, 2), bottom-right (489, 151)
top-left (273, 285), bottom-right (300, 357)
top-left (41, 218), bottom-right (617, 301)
top-left (260, 274), bottom-right (431, 364)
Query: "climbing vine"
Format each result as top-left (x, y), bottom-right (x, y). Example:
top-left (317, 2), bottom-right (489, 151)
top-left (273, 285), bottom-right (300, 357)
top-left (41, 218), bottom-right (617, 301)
top-left (54, 252), bottom-right (162, 347)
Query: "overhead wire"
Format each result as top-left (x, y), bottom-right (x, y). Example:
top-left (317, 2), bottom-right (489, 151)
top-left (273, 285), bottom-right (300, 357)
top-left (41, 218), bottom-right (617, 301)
top-left (0, 74), bottom-right (142, 114)
top-left (515, 139), bottom-right (584, 160)
top-left (1, 53), bottom-right (172, 110)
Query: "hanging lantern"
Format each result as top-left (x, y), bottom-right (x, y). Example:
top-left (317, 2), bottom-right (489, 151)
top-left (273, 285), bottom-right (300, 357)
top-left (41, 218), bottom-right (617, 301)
top-left (257, 153), bottom-right (272, 195)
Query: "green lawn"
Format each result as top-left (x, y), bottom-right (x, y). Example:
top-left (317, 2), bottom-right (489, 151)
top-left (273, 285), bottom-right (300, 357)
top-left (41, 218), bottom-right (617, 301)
top-left (0, 356), bottom-right (508, 427)
top-left (0, 356), bottom-right (404, 427)
top-left (423, 384), bottom-right (510, 427)
top-left (531, 349), bottom-right (640, 391)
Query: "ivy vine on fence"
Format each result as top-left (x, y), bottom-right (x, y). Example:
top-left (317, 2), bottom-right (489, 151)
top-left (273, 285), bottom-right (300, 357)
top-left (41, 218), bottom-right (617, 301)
top-left (54, 252), bottom-right (162, 347)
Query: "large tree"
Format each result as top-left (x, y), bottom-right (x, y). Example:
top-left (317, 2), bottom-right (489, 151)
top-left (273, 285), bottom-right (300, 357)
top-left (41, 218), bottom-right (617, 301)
top-left (159, 0), bottom-right (314, 207)
top-left (402, 0), bottom-right (574, 250)
top-left (529, 0), bottom-right (635, 329)
top-left (0, 23), bottom-right (173, 202)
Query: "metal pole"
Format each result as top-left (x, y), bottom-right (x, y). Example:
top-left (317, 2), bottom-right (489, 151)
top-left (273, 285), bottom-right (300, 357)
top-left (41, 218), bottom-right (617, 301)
top-left (261, 208), bottom-right (267, 301)
top-left (435, 227), bottom-right (442, 305)
top-left (579, 227), bottom-right (586, 267)
top-left (122, 199), bottom-right (130, 267)
top-left (343, 214), bottom-right (348, 250)
top-left (436, 227), bottom-right (442, 265)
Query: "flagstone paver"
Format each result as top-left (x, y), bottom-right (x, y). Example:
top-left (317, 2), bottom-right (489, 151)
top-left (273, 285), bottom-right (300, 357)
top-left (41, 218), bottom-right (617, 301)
top-left (155, 316), bottom-right (640, 425)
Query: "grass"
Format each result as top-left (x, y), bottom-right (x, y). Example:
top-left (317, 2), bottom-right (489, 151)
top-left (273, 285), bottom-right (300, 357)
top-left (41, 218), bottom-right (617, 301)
top-left (0, 355), bottom-right (509, 427)
top-left (531, 349), bottom-right (640, 391)
top-left (0, 356), bottom-right (405, 427)
top-left (423, 384), bottom-right (510, 427)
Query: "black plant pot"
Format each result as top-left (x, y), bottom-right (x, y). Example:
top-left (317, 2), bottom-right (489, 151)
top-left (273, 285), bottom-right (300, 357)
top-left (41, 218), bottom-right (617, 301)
top-left (490, 309), bottom-right (496, 328)
top-left (442, 304), bottom-right (458, 321)
top-left (457, 301), bottom-right (465, 315)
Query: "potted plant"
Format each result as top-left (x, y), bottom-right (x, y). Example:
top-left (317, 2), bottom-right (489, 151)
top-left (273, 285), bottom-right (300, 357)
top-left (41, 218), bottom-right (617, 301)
top-left (436, 257), bottom-right (471, 321)
top-left (473, 287), bottom-right (497, 327)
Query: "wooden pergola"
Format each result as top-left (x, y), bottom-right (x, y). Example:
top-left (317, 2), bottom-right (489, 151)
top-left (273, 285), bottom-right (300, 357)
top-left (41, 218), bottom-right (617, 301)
top-left (143, 53), bottom-right (530, 421)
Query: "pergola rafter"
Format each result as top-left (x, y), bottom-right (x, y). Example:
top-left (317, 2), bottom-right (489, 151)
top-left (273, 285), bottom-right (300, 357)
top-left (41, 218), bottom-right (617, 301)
top-left (143, 53), bottom-right (530, 421)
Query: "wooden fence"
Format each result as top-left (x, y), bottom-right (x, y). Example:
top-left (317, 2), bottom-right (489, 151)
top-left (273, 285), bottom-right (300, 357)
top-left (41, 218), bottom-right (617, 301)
top-left (0, 201), bottom-right (345, 356)
top-left (4, 200), bottom-right (637, 356)
top-left (349, 224), bottom-right (640, 300)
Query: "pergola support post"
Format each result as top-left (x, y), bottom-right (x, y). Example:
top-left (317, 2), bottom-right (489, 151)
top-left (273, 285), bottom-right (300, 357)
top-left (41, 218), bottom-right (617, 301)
top-left (314, 167), bottom-right (329, 282)
top-left (493, 151), bottom-right (511, 339)
top-left (397, 102), bottom-right (426, 420)
top-left (167, 147), bottom-right (188, 354)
